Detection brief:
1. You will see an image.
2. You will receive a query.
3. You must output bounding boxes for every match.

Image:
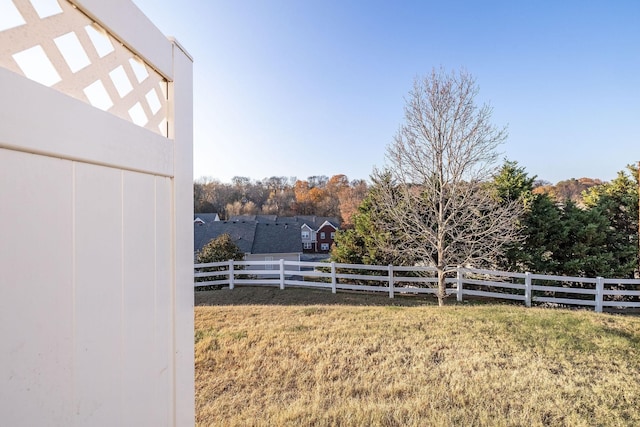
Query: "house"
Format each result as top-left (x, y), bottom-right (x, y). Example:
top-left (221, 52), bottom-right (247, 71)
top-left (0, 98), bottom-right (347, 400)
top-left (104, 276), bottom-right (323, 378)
top-left (228, 214), bottom-right (340, 254)
top-left (315, 220), bottom-right (338, 252)
top-left (295, 216), bottom-right (340, 253)
top-left (194, 219), bottom-right (302, 269)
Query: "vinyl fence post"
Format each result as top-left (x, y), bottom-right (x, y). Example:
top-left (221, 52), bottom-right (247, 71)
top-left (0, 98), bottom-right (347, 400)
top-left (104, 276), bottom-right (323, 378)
top-left (279, 258), bottom-right (285, 290)
top-left (388, 264), bottom-right (394, 299)
top-left (331, 262), bottom-right (337, 294)
top-left (456, 266), bottom-right (463, 302)
top-left (524, 272), bottom-right (532, 308)
top-left (595, 277), bottom-right (604, 313)
top-left (228, 259), bottom-right (235, 290)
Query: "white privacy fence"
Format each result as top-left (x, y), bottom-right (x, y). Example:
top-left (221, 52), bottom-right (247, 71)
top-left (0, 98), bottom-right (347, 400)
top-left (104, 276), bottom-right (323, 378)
top-left (1, 1), bottom-right (193, 426)
top-left (195, 260), bottom-right (640, 313)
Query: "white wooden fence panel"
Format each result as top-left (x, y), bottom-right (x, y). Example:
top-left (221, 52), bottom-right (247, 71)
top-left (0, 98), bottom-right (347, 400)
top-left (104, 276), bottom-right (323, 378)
top-left (0, 150), bottom-right (75, 426)
top-left (393, 287), bottom-right (438, 295)
top-left (465, 268), bottom-right (527, 279)
top-left (605, 289), bottom-right (640, 296)
top-left (392, 277), bottom-right (439, 284)
top-left (123, 171), bottom-right (158, 425)
top-left (602, 301), bottom-right (640, 308)
top-left (74, 163), bottom-right (124, 426)
top-left (464, 290), bottom-right (526, 301)
top-left (336, 284), bottom-right (395, 292)
top-left (531, 285), bottom-right (597, 295)
top-left (336, 273), bottom-right (390, 282)
top-left (195, 261), bottom-right (640, 313)
top-left (603, 278), bottom-right (640, 285)
top-left (154, 176), bottom-right (173, 426)
top-left (0, 1), bottom-right (193, 425)
top-left (335, 262), bottom-right (390, 271)
top-left (529, 273), bottom-right (598, 284)
top-left (286, 280), bottom-right (333, 289)
top-left (170, 37), bottom-right (196, 427)
top-left (463, 278), bottom-right (526, 290)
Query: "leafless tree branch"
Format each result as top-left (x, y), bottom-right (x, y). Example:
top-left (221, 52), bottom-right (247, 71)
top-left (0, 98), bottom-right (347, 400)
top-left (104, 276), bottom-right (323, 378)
top-left (372, 68), bottom-right (521, 306)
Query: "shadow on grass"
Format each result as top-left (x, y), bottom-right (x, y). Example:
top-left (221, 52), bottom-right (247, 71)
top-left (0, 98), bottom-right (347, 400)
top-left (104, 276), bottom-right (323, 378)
top-left (195, 285), bottom-right (442, 307)
top-left (194, 286), bottom-right (640, 315)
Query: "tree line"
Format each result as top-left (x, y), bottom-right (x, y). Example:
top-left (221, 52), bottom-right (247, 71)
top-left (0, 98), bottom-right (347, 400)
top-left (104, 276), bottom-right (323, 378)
top-left (194, 174), bottom-right (368, 225)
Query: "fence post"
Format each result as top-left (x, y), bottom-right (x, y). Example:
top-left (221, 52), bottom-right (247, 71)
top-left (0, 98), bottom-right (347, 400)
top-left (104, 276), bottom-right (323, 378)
top-left (331, 262), bottom-right (337, 294)
top-left (524, 272), bottom-right (532, 308)
top-left (279, 258), bottom-right (285, 290)
top-left (228, 259), bottom-right (234, 290)
top-left (388, 264), bottom-right (394, 299)
top-left (456, 266), bottom-right (463, 302)
top-left (595, 277), bottom-right (604, 313)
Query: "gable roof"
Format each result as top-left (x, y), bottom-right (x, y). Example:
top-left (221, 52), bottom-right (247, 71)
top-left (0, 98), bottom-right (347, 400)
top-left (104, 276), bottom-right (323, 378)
top-left (193, 213), bottom-right (220, 223)
top-left (194, 219), bottom-right (302, 255)
top-left (293, 216), bottom-right (340, 231)
top-left (316, 220), bottom-right (337, 231)
top-left (251, 222), bottom-right (302, 254)
top-left (228, 214), bottom-right (277, 223)
top-left (194, 220), bottom-right (256, 254)
top-left (227, 215), bottom-right (341, 231)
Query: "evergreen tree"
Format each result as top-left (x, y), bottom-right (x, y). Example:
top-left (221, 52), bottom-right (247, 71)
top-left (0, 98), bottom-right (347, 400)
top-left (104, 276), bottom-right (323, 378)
top-left (195, 234), bottom-right (245, 286)
top-left (582, 165), bottom-right (639, 277)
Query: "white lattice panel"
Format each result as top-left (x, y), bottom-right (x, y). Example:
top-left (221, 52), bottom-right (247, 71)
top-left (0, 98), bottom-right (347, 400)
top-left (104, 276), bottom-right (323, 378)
top-left (0, 0), bottom-right (169, 136)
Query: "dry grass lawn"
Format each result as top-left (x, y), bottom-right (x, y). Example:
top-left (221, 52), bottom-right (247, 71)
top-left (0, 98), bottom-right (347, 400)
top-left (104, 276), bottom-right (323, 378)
top-left (195, 286), bottom-right (640, 426)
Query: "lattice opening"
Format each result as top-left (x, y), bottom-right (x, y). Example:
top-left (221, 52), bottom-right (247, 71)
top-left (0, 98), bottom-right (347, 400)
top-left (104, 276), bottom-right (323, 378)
top-left (54, 31), bottom-right (90, 73)
top-left (12, 45), bottom-right (61, 86)
top-left (29, 0), bottom-right (62, 18)
top-left (85, 23), bottom-right (114, 58)
top-left (0, 0), bottom-right (26, 31)
top-left (83, 79), bottom-right (113, 111)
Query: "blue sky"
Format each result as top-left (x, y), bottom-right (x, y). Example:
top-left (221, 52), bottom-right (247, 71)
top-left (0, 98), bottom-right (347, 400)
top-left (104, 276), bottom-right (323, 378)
top-left (132, 0), bottom-right (639, 184)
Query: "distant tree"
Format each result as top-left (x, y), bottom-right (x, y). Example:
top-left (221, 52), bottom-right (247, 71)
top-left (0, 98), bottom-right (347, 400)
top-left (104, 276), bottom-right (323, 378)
top-left (195, 174), bottom-right (368, 219)
top-left (331, 174), bottom-right (400, 266)
top-left (293, 180), bottom-right (313, 215)
top-left (338, 179), bottom-right (368, 226)
top-left (225, 200), bottom-right (259, 217)
top-left (492, 160), bottom-right (536, 205)
top-left (534, 178), bottom-right (602, 206)
top-left (370, 68), bottom-right (522, 306)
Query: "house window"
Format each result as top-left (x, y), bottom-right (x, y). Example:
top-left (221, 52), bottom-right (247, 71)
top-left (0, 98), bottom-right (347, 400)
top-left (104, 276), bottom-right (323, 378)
top-left (330, 232), bottom-right (335, 240)
top-left (303, 242), bottom-right (312, 250)
top-left (265, 256), bottom-right (274, 270)
top-left (301, 231), bottom-right (310, 239)
top-left (320, 232), bottom-right (325, 239)
top-left (320, 243), bottom-right (330, 251)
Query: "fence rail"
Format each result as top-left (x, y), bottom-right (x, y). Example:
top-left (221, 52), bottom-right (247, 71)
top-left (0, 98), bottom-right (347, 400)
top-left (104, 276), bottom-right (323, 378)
top-left (194, 260), bottom-right (640, 313)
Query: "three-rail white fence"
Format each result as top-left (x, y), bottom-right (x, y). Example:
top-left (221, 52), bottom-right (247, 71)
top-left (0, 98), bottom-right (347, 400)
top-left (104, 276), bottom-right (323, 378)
top-left (194, 260), bottom-right (640, 313)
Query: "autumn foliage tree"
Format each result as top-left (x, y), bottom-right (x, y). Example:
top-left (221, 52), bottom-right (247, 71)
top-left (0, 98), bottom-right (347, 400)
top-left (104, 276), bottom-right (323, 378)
top-left (195, 174), bottom-right (367, 221)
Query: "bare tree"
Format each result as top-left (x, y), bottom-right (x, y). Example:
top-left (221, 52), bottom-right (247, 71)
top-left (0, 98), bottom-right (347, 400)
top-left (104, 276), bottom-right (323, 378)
top-left (372, 68), bottom-right (522, 306)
